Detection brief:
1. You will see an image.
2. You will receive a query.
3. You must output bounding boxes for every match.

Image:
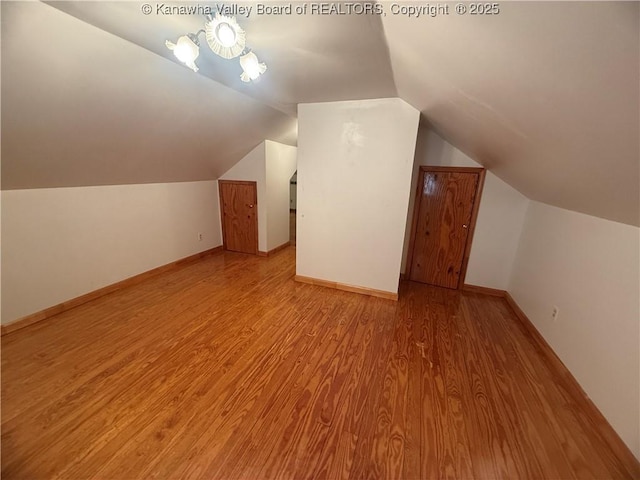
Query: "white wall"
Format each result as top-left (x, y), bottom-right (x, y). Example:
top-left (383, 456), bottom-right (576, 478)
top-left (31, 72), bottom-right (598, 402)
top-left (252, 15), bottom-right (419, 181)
top-left (220, 143), bottom-right (268, 252)
top-left (265, 140), bottom-right (297, 251)
top-left (509, 201), bottom-right (640, 458)
top-left (297, 98), bottom-right (420, 294)
top-left (401, 127), bottom-right (529, 290)
top-left (1, 181), bottom-right (222, 324)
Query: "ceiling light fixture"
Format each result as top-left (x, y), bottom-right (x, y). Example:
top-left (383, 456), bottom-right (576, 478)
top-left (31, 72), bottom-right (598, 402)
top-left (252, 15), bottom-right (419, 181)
top-left (166, 12), bottom-right (265, 83)
top-left (165, 33), bottom-right (201, 72)
top-left (240, 51), bottom-right (267, 83)
top-left (205, 14), bottom-right (245, 59)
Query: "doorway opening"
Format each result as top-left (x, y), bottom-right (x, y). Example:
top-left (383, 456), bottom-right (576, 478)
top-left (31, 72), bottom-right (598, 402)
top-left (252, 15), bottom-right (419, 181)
top-left (289, 171), bottom-right (297, 246)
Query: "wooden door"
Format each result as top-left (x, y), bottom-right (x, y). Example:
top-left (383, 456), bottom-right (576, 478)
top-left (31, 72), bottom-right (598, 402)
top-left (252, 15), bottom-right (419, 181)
top-left (219, 180), bottom-right (258, 255)
top-left (407, 167), bottom-right (485, 289)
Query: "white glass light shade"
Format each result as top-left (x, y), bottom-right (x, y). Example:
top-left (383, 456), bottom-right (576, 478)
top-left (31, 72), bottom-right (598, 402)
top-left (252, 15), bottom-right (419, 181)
top-left (239, 51), bottom-right (267, 82)
top-left (205, 14), bottom-right (246, 59)
top-left (216, 23), bottom-right (236, 47)
top-left (165, 35), bottom-right (199, 72)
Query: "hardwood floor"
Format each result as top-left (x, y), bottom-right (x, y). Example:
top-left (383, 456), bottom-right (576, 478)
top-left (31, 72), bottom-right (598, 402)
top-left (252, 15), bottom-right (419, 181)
top-left (2, 248), bottom-right (638, 479)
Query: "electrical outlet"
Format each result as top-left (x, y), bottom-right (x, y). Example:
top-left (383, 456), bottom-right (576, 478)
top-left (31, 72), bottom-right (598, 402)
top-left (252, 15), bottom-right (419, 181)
top-left (551, 305), bottom-right (559, 322)
top-left (198, 233), bottom-right (203, 241)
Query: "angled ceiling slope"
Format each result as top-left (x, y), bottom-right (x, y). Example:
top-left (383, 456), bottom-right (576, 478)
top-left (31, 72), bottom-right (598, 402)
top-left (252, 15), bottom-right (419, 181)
top-left (44, 0), bottom-right (398, 116)
top-left (1, 1), bottom-right (297, 189)
top-left (2, 2), bottom-right (638, 227)
top-left (382, 1), bottom-right (640, 226)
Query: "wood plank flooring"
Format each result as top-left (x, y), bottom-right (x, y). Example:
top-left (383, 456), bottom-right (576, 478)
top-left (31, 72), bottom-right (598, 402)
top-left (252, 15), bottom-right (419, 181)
top-left (2, 247), bottom-right (638, 479)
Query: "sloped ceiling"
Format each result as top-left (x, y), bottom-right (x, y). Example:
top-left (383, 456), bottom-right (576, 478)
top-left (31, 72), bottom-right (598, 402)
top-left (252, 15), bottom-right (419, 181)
top-left (43, 1), bottom-right (398, 115)
top-left (2, 1), bottom-right (638, 226)
top-left (1, 1), bottom-right (298, 188)
top-left (382, 1), bottom-right (639, 226)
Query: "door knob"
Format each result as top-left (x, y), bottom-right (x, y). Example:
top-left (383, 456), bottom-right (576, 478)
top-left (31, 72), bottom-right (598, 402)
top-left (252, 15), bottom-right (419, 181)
top-left (248, 204), bottom-right (254, 208)
top-left (462, 224), bottom-right (468, 229)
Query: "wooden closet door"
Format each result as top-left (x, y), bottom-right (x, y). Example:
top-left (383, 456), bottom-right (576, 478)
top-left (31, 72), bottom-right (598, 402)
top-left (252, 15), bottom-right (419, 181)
top-left (408, 169), bottom-right (480, 289)
top-left (219, 181), bottom-right (258, 255)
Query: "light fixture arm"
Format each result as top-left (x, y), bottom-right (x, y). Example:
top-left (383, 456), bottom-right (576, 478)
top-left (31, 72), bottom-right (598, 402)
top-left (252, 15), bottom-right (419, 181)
top-left (187, 30), bottom-right (206, 45)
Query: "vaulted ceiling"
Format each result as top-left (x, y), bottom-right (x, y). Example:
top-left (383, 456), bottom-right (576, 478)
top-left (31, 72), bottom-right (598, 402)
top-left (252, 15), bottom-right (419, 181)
top-left (2, 1), bottom-right (638, 225)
